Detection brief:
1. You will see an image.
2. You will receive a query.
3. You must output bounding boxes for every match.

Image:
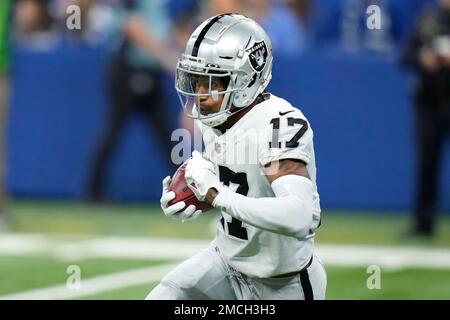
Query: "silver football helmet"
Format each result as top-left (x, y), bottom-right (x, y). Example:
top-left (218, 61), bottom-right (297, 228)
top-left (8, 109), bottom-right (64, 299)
top-left (175, 13), bottom-right (273, 127)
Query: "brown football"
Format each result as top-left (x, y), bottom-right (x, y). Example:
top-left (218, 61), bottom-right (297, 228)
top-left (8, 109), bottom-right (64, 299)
top-left (168, 160), bottom-right (214, 213)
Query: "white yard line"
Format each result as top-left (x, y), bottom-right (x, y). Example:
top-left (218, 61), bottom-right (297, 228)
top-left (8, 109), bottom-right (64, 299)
top-left (0, 262), bottom-right (178, 300)
top-left (316, 244), bottom-right (450, 271)
top-left (1, 233), bottom-right (450, 300)
top-left (1, 233), bottom-right (450, 270)
top-left (0, 234), bottom-right (53, 254)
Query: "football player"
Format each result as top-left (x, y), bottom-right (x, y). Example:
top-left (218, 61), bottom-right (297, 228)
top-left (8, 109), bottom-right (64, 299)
top-left (147, 13), bottom-right (326, 300)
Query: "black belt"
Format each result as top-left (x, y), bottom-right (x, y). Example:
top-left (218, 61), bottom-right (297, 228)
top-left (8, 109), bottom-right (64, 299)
top-left (272, 256), bottom-right (313, 278)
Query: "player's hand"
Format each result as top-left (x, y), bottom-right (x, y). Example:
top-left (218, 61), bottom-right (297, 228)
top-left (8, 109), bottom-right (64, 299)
top-left (160, 176), bottom-right (202, 221)
top-left (185, 151), bottom-right (222, 202)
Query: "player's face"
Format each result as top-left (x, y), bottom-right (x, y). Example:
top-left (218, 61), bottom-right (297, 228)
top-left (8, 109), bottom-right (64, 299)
top-left (193, 76), bottom-right (226, 115)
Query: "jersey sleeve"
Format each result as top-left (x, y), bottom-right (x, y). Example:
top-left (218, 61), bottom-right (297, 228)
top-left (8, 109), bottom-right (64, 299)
top-left (258, 111), bottom-right (313, 167)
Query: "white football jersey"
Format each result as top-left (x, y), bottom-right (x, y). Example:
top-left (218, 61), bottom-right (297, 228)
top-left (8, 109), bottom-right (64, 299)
top-left (198, 93), bottom-right (321, 278)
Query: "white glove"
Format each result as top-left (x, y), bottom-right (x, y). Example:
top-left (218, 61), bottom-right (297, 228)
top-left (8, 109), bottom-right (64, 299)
top-left (160, 176), bottom-right (202, 222)
top-left (185, 150), bottom-right (222, 201)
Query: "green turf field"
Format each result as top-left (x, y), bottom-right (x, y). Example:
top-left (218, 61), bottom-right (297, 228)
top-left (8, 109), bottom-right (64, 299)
top-left (1, 201), bottom-right (449, 300)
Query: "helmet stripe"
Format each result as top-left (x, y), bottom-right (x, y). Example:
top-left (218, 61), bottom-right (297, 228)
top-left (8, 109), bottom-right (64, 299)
top-left (192, 13), bottom-right (231, 57)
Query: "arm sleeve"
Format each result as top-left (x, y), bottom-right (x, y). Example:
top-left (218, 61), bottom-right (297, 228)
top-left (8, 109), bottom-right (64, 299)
top-left (212, 175), bottom-right (313, 239)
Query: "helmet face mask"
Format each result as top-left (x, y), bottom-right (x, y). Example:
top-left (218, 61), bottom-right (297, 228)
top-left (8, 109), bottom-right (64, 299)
top-left (175, 55), bottom-right (252, 126)
top-left (175, 14), bottom-right (273, 127)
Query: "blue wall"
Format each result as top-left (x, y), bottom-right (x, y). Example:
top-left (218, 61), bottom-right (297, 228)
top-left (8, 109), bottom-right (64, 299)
top-left (7, 46), bottom-right (450, 211)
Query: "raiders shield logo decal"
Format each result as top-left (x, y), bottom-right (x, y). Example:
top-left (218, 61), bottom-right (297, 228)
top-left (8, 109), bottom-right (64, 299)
top-left (246, 40), bottom-right (268, 72)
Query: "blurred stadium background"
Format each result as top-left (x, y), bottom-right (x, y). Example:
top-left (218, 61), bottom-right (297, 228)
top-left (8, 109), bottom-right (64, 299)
top-left (0, 0), bottom-right (449, 300)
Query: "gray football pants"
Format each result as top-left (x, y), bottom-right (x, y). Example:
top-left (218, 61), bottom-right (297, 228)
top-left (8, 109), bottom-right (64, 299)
top-left (146, 244), bottom-right (327, 300)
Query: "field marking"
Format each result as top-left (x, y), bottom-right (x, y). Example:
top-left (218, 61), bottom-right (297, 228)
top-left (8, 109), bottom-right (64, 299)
top-left (1, 233), bottom-right (450, 270)
top-left (2, 233), bottom-right (450, 299)
top-left (0, 262), bottom-right (178, 300)
top-left (317, 244), bottom-right (450, 271)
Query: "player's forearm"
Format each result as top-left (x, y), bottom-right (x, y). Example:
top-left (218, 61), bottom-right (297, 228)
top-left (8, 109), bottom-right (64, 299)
top-left (212, 175), bottom-right (313, 238)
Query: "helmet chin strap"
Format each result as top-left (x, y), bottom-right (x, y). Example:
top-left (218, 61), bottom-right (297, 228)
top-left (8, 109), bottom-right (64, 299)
top-left (200, 111), bottom-right (229, 127)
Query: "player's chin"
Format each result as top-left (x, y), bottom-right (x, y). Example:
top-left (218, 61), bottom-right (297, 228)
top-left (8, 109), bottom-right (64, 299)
top-left (199, 108), bottom-right (213, 116)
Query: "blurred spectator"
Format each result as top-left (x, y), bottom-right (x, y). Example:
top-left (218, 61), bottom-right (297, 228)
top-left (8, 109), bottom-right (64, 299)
top-left (171, 1), bottom-right (201, 135)
top-left (50, 0), bottom-right (115, 46)
top-left (0, 0), bottom-right (11, 229)
top-left (87, 0), bottom-right (178, 202)
top-left (309, 0), bottom-right (432, 55)
top-left (402, 0), bottom-right (450, 238)
top-left (13, 0), bottom-right (59, 51)
top-left (241, 0), bottom-right (309, 56)
top-left (284, 0), bottom-right (311, 22)
top-left (170, 0), bottom-right (199, 54)
top-left (195, 0), bottom-right (309, 56)
top-left (199, 0), bottom-right (242, 18)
